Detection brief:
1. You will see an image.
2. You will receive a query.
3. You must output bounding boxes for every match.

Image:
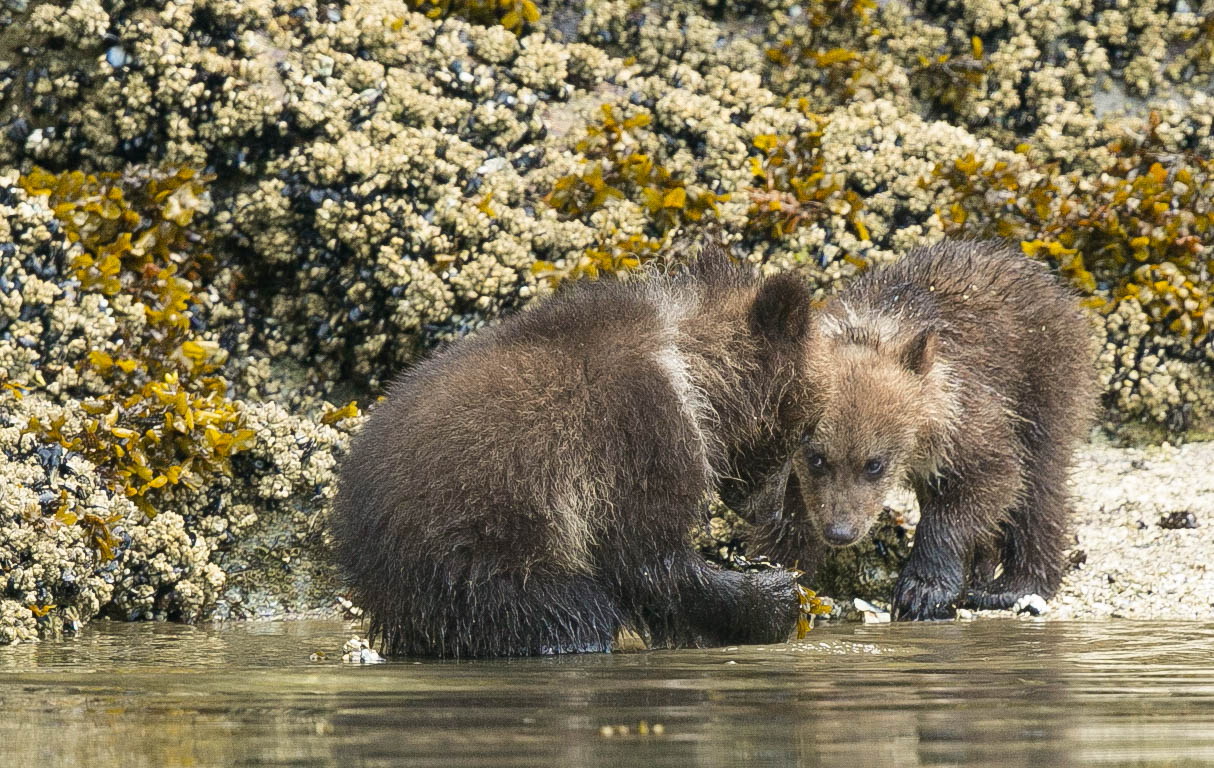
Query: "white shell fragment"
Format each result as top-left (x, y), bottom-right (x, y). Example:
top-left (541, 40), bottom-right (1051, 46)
top-left (1014, 594), bottom-right (1050, 617)
top-left (342, 636), bottom-right (385, 664)
top-left (854, 598), bottom-right (892, 624)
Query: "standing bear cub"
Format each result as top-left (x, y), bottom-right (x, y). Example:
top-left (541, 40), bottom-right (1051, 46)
top-left (332, 244), bottom-right (816, 657)
top-left (749, 240), bottom-right (1096, 620)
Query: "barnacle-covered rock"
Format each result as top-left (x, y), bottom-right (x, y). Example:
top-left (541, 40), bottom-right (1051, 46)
top-left (0, 600), bottom-right (39, 646)
top-left (5, 0), bottom-right (1209, 421)
top-left (0, 168), bottom-right (357, 644)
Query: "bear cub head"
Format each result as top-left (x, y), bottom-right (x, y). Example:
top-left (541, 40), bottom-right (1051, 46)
top-left (791, 326), bottom-right (940, 546)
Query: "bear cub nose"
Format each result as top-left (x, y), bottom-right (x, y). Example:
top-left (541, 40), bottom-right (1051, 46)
top-left (823, 522), bottom-right (859, 545)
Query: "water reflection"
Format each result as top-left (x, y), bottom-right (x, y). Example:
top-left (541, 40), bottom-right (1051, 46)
top-left (0, 619), bottom-right (1211, 767)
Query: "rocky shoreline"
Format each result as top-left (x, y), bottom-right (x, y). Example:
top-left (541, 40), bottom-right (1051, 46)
top-left (1052, 437), bottom-right (1212, 621)
top-left (1, 0), bottom-right (1212, 644)
top-left (693, 435), bottom-right (1214, 625)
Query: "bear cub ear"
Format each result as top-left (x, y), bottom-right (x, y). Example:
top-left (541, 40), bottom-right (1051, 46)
top-left (685, 238), bottom-right (737, 283)
top-left (901, 328), bottom-right (938, 375)
top-left (749, 272), bottom-right (812, 345)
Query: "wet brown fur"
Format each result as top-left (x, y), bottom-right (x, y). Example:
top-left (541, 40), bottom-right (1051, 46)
top-left (749, 240), bottom-right (1097, 619)
top-left (331, 244), bottom-right (816, 657)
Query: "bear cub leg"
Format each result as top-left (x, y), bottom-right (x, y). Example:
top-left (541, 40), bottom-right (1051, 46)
top-left (964, 450), bottom-right (1072, 610)
top-left (893, 449), bottom-right (1023, 620)
top-left (619, 554), bottom-right (802, 647)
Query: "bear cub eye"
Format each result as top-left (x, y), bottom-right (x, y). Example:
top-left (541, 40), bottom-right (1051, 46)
top-left (863, 458), bottom-right (886, 479)
top-left (805, 452), bottom-right (828, 474)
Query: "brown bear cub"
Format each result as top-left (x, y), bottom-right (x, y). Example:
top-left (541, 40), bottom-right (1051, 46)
top-left (749, 240), bottom-right (1096, 620)
top-left (331, 244), bottom-right (817, 657)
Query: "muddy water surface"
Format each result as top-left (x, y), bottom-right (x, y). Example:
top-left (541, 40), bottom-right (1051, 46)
top-left (0, 619), bottom-right (1211, 767)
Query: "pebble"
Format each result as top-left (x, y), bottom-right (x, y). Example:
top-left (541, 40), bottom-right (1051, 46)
top-left (476, 157), bottom-right (511, 175)
top-left (313, 54), bottom-right (334, 78)
top-left (341, 636), bottom-right (384, 664)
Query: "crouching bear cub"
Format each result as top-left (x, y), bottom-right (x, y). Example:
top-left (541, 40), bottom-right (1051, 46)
top-left (331, 244), bottom-right (816, 657)
top-left (749, 240), bottom-right (1096, 620)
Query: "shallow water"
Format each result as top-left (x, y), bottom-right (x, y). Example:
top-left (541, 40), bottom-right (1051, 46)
top-left (0, 619), bottom-right (1212, 767)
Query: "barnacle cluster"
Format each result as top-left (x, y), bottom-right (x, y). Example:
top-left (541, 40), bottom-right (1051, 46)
top-left (0, 170), bottom-right (359, 642)
top-left (927, 121), bottom-right (1213, 428)
top-left (1170, 12), bottom-right (1214, 83)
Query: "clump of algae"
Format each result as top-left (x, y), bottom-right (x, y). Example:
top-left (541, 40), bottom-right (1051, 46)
top-left (930, 116), bottom-right (1213, 343)
top-left (760, 0), bottom-right (884, 108)
top-left (796, 583), bottom-right (832, 637)
top-left (17, 167), bottom-right (256, 531)
top-left (744, 104), bottom-right (868, 257)
top-left (910, 37), bottom-right (990, 120)
top-left (537, 99), bottom-right (873, 286)
top-left (408, 0), bottom-right (540, 34)
top-left (536, 103), bottom-right (730, 285)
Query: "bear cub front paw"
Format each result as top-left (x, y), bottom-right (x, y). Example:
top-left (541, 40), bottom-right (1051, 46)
top-left (892, 570), bottom-right (959, 621)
